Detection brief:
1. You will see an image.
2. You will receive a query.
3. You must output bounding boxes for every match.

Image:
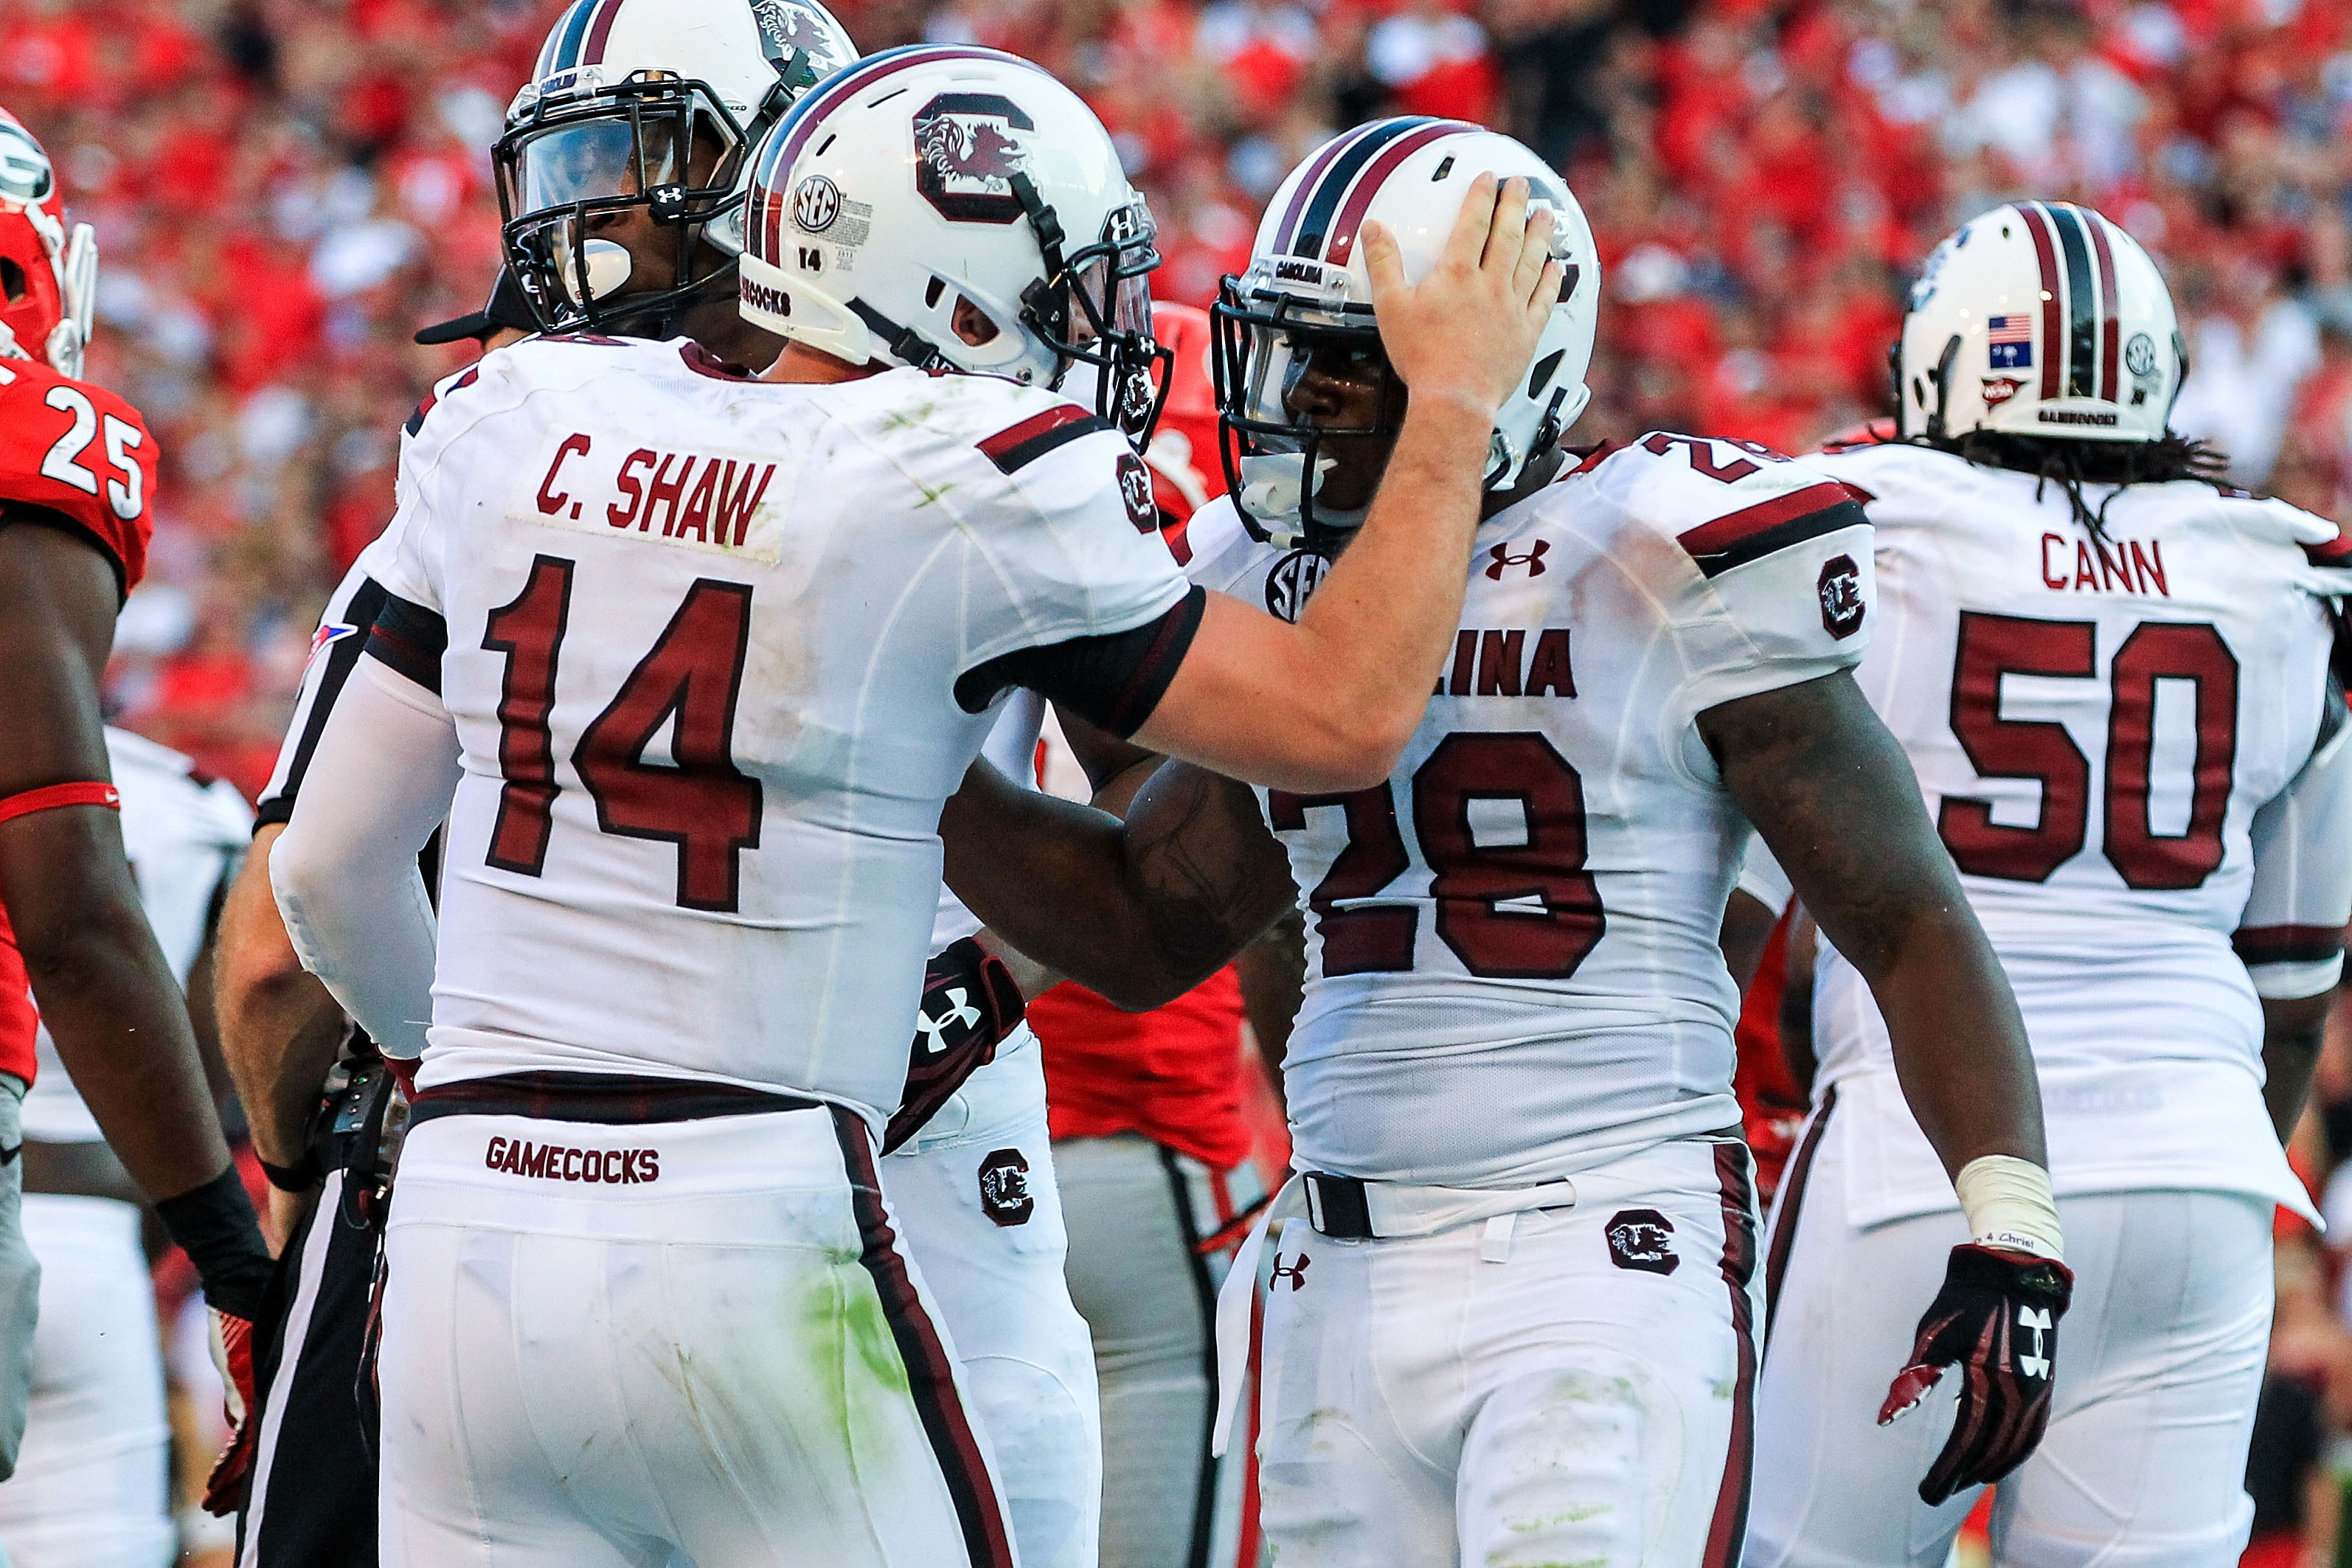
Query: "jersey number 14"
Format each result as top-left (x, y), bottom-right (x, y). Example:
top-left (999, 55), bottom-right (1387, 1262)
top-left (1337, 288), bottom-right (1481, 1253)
top-left (480, 555), bottom-right (762, 912)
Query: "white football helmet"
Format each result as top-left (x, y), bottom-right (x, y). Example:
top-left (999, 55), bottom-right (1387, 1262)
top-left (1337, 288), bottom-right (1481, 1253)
top-left (739, 46), bottom-right (1167, 442)
top-left (495, 0), bottom-right (857, 335)
top-left (1896, 201), bottom-right (2184, 445)
top-left (1212, 118), bottom-right (1597, 550)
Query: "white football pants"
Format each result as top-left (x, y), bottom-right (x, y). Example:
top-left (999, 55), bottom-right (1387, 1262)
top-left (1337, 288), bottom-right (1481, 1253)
top-left (378, 1103), bottom-right (1015, 1568)
top-left (1055, 1131), bottom-right (1263, 1568)
top-left (0, 1194), bottom-right (170, 1568)
top-left (885, 1029), bottom-right (1100, 1568)
top-left (1254, 1138), bottom-right (1761, 1568)
top-left (1749, 1113), bottom-right (2273, 1567)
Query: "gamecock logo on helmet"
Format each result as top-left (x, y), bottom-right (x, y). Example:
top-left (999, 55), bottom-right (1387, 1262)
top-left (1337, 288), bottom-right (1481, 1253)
top-left (912, 92), bottom-right (1034, 225)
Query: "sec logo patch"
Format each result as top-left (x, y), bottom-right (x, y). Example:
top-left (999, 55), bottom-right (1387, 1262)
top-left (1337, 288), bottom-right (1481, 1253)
top-left (1263, 548), bottom-right (1328, 623)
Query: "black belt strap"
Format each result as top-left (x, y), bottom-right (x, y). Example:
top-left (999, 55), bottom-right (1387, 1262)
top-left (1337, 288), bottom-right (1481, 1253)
top-left (1302, 1170), bottom-right (1375, 1241)
top-left (409, 1070), bottom-right (822, 1128)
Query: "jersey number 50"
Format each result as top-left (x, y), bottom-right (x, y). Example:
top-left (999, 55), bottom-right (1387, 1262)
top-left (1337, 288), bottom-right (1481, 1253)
top-left (1940, 611), bottom-right (2237, 889)
top-left (480, 555), bottom-right (762, 912)
top-left (1269, 732), bottom-right (1604, 980)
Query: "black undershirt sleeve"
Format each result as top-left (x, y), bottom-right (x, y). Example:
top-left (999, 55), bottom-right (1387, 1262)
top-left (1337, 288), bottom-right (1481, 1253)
top-left (364, 593), bottom-right (448, 694)
top-left (953, 585), bottom-right (1207, 739)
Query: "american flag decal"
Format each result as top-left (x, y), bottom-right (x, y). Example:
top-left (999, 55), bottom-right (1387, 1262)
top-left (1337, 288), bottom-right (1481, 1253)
top-left (1987, 313), bottom-right (2033, 370)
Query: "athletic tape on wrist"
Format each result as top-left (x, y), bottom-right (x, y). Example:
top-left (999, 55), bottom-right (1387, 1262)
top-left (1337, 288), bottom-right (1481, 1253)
top-left (0, 780), bottom-right (119, 826)
top-left (1954, 1154), bottom-right (2064, 1261)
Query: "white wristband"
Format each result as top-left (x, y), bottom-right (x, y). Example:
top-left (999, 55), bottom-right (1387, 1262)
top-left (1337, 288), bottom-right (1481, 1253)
top-left (1954, 1155), bottom-right (2064, 1262)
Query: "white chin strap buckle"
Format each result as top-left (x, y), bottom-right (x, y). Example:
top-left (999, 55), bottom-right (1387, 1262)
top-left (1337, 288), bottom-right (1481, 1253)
top-left (1237, 453), bottom-right (1335, 548)
top-left (563, 238), bottom-right (634, 305)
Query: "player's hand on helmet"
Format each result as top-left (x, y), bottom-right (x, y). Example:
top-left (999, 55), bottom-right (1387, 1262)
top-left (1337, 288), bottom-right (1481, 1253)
top-left (1361, 170), bottom-right (1562, 422)
top-left (1878, 1243), bottom-right (2074, 1505)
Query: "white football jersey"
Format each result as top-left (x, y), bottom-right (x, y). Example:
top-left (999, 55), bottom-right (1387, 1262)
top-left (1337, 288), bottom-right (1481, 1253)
top-left (1805, 440), bottom-right (2352, 1224)
top-left (1184, 434), bottom-right (1876, 1185)
top-left (22, 728), bottom-right (251, 1142)
top-left (371, 337), bottom-right (1188, 1115)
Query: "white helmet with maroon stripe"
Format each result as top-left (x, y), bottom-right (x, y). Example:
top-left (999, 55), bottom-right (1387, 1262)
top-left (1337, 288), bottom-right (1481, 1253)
top-left (1897, 201), bottom-right (2182, 445)
top-left (1212, 118), bottom-right (1596, 549)
top-left (494, 0), bottom-right (857, 335)
top-left (738, 46), bottom-right (1168, 443)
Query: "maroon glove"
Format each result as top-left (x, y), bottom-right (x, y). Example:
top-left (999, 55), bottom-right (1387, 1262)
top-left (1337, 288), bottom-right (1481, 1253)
top-left (884, 937), bottom-right (1026, 1154)
top-left (1879, 1243), bottom-right (2074, 1505)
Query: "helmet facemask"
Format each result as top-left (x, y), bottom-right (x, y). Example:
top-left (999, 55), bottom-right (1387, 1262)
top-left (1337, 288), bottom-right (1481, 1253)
top-left (1210, 274), bottom-right (1404, 554)
top-left (1013, 180), bottom-right (1170, 447)
top-left (498, 64), bottom-right (810, 338)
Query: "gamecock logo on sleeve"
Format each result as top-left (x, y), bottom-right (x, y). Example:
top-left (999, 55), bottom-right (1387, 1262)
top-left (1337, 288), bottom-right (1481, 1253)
top-left (1818, 554), bottom-right (1865, 640)
top-left (912, 93), bottom-right (1034, 225)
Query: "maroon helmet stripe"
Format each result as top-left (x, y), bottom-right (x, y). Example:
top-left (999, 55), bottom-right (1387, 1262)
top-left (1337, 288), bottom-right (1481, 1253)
top-left (581, 0), bottom-right (626, 64)
top-left (1271, 126), bottom-right (1373, 256)
top-left (1322, 120), bottom-right (1476, 267)
top-left (2086, 212), bottom-right (2120, 402)
top-left (2018, 204), bottom-right (2064, 401)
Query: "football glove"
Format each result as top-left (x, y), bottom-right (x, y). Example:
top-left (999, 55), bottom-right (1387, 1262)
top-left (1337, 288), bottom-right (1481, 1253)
top-left (1878, 1243), bottom-right (2073, 1505)
top-left (884, 937), bottom-right (1027, 1154)
top-left (153, 1164), bottom-right (274, 1517)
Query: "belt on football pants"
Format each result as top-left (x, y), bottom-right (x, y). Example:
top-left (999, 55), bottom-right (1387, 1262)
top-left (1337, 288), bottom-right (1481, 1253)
top-left (1209, 1142), bottom-right (1744, 1459)
top-left (407, 1070), bottom-right (825, 1126)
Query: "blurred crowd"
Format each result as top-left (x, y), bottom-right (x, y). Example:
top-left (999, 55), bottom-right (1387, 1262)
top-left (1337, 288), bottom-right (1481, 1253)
top-left (15, 0), bottom-right (2352, 1555)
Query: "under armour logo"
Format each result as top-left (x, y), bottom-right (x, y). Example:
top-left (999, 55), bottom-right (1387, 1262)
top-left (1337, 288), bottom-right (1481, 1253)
top-left (915, 987), bottom-right (980, 1055)
top-left (1486, 539), bottom-right (1549, 580)
top-left (1270, 1253), bottom-right (1311, 1291)
top-left (2016, 1305), bottom-right (2052, 1379)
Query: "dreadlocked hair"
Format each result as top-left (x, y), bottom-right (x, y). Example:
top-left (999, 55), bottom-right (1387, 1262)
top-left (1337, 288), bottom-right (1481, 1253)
top-left (1894, 428), bottom-right (2233, 541)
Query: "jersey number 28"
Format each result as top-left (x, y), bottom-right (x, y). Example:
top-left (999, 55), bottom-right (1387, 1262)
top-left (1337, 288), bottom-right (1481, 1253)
top-left (1269, 732), bottom-right (1604, 980)
top-left (479, 555), bottom-right (761, 912)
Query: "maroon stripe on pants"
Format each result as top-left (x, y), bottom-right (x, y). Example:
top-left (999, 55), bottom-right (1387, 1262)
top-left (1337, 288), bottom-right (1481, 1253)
top-left (831, 1108), bottom-right (1016, 1568)
top-left (1762, 1083), bottom-right (1836, 1350)
top-left (1702, 1142), bottom-right (1760, 1568)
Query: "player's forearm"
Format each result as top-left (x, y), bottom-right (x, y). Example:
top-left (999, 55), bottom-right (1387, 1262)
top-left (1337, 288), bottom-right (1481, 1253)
top-left (1710, 670), bottom-right (2047, 1173)
top-left (943, 760), bottom-right (1286, 1008)
top-left (18, 884), bottom-right (234, 1199)
top-left (1289, 394), bottom-right (1494, 763)
top-left (216, 829), bottom-right (347, 1167)
top-left (2260, 992), bottom-right (2331, 1142)
top-left (1859, 905), bottom-right (2047, 1173)
top-left (271, 658), bottom-right (455, 1061)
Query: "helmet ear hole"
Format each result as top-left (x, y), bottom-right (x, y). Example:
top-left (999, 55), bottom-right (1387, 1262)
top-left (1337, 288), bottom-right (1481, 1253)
top-left (0, 257), bottom-right (22, 305)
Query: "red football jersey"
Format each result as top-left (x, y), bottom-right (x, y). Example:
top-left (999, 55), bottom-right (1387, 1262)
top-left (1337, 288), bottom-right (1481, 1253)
top-left (0, 912), bottom-right (32, 1085)
top-left (1030, 967), bottom-right (1255, 1172)
top-left (0, 356), bottom-right (157, 595)
top-left (1732, 911), bottom-right (1807, 1204)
